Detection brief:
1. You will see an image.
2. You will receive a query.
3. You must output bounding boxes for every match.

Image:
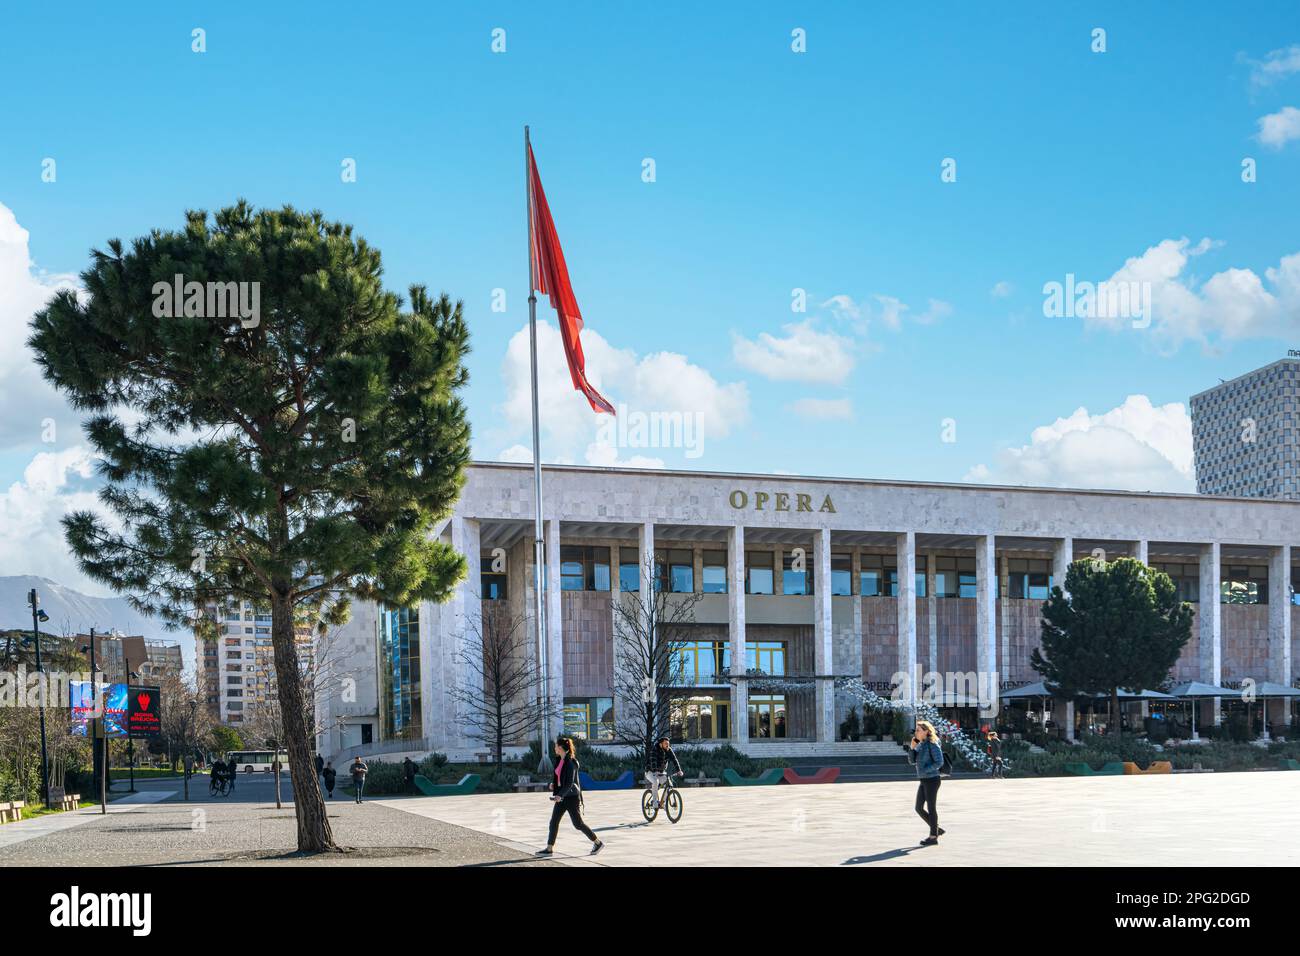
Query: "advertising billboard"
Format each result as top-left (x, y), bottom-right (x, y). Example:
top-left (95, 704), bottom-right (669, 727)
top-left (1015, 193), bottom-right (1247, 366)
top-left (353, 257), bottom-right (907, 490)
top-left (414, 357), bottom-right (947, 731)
top-left (69, 681), bottom-right (128, 737)
top-left (126, 685), bottom-right (161, 738)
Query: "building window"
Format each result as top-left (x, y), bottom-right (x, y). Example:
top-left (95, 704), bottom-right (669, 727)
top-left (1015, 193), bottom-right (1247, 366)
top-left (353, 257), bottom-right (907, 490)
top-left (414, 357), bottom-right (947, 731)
top-left (1154, 562), bottom-right (1199, 603)
top-left (860, 553), bottom-right (924, 596)
top-left (1007, 559), bottom-right (1053, 600)
top-left (935, 556), bottom-right (977, 598)
top-left (702, 550), bottom-right (727, 593)
top-left (746, 641), bottom-right (785, 676)
top-left (746, 551), bottom-right (774, 594)
top-left (782, 550), bottom-right (813, 595)
top-left (669, 694), bottom-right (730, 741)
top-left (563, 698), bottom-right (614, 741)
top-left (481, 549), bottom-right (508, 600)
top-left (619, 547), bottom-right (640, 592)
top-left (378, 605), bottom-right (422, 741)
top-left (672, 641), bottom-right (729, 685)
top-left (831, 553), bottom-right (853, 596)
top-left (1221, 565), bottom-right (1267, 604)
top-left (561, 546), bottom-right (611, 592)
top-left (654, 548), bottom-right (694, 593)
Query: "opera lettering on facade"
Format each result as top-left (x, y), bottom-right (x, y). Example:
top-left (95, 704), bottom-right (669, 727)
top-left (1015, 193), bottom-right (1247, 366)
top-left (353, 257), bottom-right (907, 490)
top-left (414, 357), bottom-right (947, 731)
top-left (728, 489), bottom-right (836, 513)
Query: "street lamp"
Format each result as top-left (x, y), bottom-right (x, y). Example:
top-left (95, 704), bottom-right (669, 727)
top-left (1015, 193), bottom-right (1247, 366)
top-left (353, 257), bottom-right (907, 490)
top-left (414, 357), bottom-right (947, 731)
top-left (27, 589), bottom-right (52, 810)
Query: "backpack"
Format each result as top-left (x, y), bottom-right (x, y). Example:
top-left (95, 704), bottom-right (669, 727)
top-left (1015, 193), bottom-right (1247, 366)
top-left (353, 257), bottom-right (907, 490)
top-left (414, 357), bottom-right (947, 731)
top-left (938, 748), bottom-right (952, 776)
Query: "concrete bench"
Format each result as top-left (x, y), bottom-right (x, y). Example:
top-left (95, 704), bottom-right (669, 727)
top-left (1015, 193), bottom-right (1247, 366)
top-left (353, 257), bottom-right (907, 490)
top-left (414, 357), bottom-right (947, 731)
top-left (1123, 761), bottom-right (1172, 775)
top-left (783, 767), bottom-right (841, 785)
top-left (61, 793), bottom-right (81, 811)
top-left (1063, 761), bottom-right (1125, 776)
top-left (0, 800), bottom-right (25, 823)
top-left (513, 775), bottom-right (550, 793)
top-left (680, 776), bottom-right (722, 787)
top-left (413, 773), bottom-right (481, 796)
top-left (579, 770), bottom-right (635, 790)
top-left (722, 767), bottom-right (785, 787)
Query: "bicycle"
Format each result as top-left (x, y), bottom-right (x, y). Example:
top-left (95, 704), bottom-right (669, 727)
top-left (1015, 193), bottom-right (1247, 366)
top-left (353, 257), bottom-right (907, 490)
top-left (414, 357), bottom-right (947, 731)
top-left (641, 771), bottom-right (683, 823)
top-left (208, 773), bottom-right (230, 798)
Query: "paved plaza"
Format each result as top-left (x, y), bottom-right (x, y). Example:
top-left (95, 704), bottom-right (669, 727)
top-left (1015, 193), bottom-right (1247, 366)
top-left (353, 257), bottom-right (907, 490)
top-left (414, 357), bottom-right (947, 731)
top-left (0, 771), bottom-right (1295, 867)
top-left (376, 772), bottom-right (1300, 867)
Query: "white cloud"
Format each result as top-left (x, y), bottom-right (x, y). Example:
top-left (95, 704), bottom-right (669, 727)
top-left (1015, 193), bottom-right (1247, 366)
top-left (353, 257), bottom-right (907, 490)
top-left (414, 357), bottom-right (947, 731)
top-left (1245, 45), bottom-right (1300, 88)
top-left (789, 397), bottom-right (853, 420)
top-left (990, 281), bottom-right (1014, 298)
top-left (732, 320), bottom-right (855, 385)
top-left (964, 395), bottom-right (1193, 493)
top-left (497, 320), bottom-right (748, 466)
top-left (0, 446), bottom-right (119, 596)
top-left (0, 202), bottom-right (83, 451)
top-left (1257, 105), bottom-right (1300, 148)
top-left (1079, 236), bottom-right (1300, 347)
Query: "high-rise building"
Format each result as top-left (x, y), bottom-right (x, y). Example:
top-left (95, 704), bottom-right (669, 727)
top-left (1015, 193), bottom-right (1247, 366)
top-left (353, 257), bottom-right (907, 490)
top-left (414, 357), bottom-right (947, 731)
top-left (140, 641), bottom-right (183, 681)
top-left (1190, 357), bottom-right (1300, 499)
top-left (193, 598), bottom-right (315, 726)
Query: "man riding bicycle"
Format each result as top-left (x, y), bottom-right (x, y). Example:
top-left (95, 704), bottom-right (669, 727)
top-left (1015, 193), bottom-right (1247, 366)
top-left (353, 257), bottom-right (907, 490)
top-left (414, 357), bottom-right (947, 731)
top-left (645, 736), bottom-right (683, 808)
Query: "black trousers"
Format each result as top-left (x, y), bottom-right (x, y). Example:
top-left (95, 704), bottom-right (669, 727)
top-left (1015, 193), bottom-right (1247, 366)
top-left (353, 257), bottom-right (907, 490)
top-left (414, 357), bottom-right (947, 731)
top-left (915, 777), bottom-right (941, 835)
top-left (548, 795), bottom-right (597, 845)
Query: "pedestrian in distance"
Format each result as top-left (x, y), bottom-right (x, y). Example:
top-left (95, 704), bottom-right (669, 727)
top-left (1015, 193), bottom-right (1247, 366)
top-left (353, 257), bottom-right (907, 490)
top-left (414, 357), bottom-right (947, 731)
top-left (987, 731), bottom-right (1004, 778)
top-left (536, 735), bottom-right (604, 857)
top-left (351, 756), bottom-right (368, 803)
top-left (323, 761), bottom-right (337, 799)
top-left (908, 719), bottom-right (945, 846)
top-left (403, 756), bottom-right (417, 794)
top-left (315, 752), bottom-right (324, 777)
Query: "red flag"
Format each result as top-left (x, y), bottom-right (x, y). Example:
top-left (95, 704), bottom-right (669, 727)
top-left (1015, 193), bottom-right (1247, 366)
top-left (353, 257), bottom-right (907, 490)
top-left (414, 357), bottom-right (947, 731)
top-left (528, 143), bottom-right (616, 416)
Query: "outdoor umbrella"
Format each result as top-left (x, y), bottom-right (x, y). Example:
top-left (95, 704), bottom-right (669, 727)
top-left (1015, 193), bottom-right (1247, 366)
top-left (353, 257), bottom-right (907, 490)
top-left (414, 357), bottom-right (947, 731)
top-left (1167, 681), bottom-right (1239, 740)
top-left (1249, 682), bottom-right (1300, 739)
top-left (999, 681), bottom-right (1059, 736)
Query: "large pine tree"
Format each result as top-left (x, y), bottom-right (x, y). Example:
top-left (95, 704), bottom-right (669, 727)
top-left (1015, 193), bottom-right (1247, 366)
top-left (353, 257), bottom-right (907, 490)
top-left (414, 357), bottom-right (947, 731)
top-left (28, 202), bottom-right (471, 852)
top-left (1033, 556), bottom-right (1193, 732)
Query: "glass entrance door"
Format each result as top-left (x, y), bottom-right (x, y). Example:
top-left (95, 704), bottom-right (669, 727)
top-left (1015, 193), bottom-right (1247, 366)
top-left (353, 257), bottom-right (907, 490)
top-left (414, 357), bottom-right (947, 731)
top-left (748, 694), bottom-right (787, 738)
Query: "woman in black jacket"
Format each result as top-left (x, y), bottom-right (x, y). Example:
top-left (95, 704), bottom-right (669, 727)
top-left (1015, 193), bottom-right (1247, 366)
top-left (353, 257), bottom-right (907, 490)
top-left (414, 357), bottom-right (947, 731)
top-left (536, 736), bottom-right (604, 857)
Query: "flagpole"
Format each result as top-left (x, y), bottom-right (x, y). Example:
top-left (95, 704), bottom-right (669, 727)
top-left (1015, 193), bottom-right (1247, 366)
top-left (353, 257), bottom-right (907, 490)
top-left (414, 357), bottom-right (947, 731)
top-left (526, 125), bottom-right (552, 774)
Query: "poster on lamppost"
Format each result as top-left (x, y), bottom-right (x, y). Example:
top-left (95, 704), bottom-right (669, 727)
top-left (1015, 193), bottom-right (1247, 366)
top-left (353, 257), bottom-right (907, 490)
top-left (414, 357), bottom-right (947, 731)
top-left (69, 681), bottom-right (129, 737)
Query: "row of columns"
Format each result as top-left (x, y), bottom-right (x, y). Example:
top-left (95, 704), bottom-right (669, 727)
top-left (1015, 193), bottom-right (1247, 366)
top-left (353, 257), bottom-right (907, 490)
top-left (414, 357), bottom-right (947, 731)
top-left (439, 518), bottom-right (1294, 749)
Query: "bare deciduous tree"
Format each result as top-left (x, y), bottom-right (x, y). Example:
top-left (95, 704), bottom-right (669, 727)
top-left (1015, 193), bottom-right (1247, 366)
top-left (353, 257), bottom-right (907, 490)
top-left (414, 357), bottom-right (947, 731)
top-left (450, 599), bottom-right (550, 770)
top-left (611, 554), bottom-right (701, 760)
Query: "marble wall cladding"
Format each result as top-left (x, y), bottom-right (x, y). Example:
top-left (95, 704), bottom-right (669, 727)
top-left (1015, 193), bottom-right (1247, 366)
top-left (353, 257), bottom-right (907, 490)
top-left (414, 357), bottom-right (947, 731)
top-left (1220, 604), bottom-right (1271, 682)
top-left (861, 597), bottom-right (900, 685)
top-left (561, 590), bottom-right (615, 698)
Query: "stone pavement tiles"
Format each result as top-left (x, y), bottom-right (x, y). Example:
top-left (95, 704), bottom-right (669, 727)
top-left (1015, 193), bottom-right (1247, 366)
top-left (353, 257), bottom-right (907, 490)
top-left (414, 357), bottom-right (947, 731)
top-left (374, 772), bottom-right (1300, 867)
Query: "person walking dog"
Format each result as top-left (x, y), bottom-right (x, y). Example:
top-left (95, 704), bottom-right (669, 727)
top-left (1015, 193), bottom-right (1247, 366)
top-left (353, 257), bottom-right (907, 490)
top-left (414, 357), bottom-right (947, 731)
top-left (536, 736), bottom-right (604, 857)
top-left (908, 720), bottom-right (946, 846)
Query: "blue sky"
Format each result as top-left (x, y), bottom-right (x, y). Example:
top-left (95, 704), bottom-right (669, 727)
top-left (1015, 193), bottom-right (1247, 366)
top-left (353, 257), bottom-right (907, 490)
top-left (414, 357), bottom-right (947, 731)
top-left (3, 2), bottom-right (1300, 593)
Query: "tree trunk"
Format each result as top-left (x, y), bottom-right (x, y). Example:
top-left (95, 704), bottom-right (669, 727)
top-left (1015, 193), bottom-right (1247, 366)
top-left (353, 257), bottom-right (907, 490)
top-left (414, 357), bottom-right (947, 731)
top-left (269, 590), bottom-right (338, 853)
top-left (1111, 688), bottom-right (1120, 734)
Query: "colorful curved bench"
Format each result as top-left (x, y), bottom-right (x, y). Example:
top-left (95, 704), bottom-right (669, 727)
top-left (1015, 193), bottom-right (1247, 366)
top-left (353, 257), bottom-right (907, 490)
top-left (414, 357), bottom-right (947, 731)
top-left (579, 770), bottom-right (635, 790)
top-left (782, 767), bottom-right (840, 785)
top-left (414, 773), bottom-right (481, 796)
top-left (1123, 761), bottom-right (1172, 775)
top-left (1063, 761), bottom-right (1125, 776)
top-left (722, 768), bottom-right (785, 786)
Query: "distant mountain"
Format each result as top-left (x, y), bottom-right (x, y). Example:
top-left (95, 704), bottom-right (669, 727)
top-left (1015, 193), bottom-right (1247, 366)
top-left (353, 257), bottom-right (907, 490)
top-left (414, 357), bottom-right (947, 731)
top-left (0, 576), bottom-right (192, 672)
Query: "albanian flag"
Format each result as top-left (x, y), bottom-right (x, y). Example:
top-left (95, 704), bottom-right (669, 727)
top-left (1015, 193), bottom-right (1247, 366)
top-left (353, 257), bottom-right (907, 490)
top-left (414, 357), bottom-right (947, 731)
top-left (527, 143), bottom-right (616, 416)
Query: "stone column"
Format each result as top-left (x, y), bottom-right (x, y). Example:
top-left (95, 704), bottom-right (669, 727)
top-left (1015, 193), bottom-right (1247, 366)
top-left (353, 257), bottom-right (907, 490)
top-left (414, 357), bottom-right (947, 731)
top-left (1199, 542), bottom-right (1222, 726)
top-left (1053, 537), bottom-right (1074, 597)
top-left (1134, 539), bottom-right (1149, 565)
top-left (728, 524), bottom-right (748, 745)
top-left (545, 518), bottom-right (564, 740)
top-left (1268, 545), bottom-right (1292, 734)
top-left (445, 517), bottom-right (481, 753)
top-left (976, 535), bottom-right (997, 713)
top-left (896, 532), bottom-right (917, 703)
top-left (815, 527), bottom-right (834, 743)
top-left (925, 553), bottom-right (938, 676)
